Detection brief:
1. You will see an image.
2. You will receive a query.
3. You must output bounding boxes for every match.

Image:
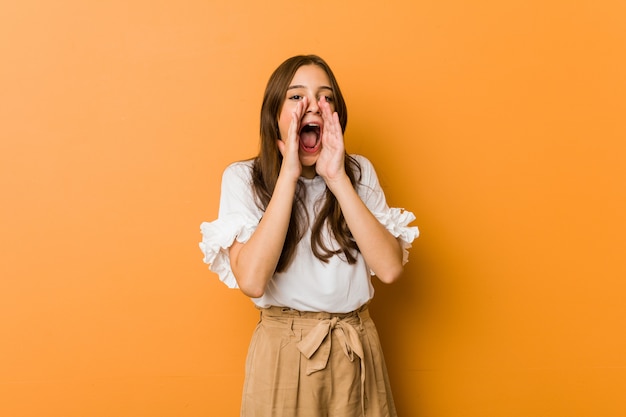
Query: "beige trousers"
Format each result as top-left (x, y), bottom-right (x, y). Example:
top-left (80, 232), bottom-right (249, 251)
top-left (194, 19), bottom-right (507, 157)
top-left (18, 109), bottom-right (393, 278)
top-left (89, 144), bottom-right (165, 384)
top-left (241, 305), bottom-right (398, 417)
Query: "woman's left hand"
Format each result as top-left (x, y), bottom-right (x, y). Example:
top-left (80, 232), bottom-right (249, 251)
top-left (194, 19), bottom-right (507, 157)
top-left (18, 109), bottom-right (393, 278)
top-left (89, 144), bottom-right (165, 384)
top-left (316, 97), bottom-right (347, 185)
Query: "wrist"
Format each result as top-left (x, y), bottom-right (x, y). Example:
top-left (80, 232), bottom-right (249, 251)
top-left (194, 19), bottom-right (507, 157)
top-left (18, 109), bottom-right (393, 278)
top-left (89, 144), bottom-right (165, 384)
top-left (277, 165), bottom-right (301, 186)
top-left (276, 174), bottom-right (298, 190)
top-left (324, 172), bottom-right (352, 194)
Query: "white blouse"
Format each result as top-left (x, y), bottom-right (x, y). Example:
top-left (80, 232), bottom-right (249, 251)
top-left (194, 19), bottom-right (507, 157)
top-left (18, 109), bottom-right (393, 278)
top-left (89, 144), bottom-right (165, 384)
top-left (199, 154), bottom-right (419, 313)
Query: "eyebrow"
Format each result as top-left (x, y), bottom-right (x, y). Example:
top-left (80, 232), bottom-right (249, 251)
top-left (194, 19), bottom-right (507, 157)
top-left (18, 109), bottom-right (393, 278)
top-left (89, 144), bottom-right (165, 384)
top-left (287, 85), bottom-right (334, 92)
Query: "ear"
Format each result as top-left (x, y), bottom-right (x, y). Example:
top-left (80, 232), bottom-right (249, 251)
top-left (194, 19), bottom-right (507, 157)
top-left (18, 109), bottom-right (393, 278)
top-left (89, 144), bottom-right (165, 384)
top-left (276, 138), bottom-right (286, 156)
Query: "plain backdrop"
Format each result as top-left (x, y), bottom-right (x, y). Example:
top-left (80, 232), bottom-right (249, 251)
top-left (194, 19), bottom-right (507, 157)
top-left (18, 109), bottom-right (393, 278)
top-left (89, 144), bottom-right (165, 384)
top-left (1, 0), bottom-right (625, 416)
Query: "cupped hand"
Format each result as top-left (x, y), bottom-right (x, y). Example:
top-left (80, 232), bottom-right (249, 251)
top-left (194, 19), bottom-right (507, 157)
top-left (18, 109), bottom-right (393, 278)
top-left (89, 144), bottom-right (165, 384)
top-left (276, 97), bottom-right (307, 182)
top-left (316, 97), bottom-right (346, 184)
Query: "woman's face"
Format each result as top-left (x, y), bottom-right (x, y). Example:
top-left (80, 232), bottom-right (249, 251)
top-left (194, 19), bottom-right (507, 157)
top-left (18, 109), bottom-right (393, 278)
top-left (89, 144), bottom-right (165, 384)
top-left (277, 64), bottom-right (336, 177)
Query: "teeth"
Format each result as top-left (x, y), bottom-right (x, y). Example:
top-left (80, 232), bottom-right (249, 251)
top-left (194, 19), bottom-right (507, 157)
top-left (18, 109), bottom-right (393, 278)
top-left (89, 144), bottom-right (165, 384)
top-left (300, 123), bottom-right (320, 134)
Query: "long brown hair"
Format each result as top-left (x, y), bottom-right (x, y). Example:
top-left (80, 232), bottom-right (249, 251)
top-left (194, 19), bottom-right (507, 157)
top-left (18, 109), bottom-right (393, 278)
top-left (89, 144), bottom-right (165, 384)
top-left (251, 55), bottom-right (362, 272)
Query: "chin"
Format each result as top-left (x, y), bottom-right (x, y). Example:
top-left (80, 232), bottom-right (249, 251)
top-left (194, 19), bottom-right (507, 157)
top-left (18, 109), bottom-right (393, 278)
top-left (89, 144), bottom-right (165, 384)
top-left (299, 153), bottom-right (320, 168)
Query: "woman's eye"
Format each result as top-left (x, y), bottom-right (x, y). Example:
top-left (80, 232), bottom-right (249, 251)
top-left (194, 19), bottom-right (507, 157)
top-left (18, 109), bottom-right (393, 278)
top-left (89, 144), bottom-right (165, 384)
top-left (324, 95), bottom-right (334, 102)
top-left (289, 95), bottom-right (303, 100)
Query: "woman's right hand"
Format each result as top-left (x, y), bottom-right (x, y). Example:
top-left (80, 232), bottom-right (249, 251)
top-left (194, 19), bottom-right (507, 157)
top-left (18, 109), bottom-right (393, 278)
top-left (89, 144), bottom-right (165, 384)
top-left (276, 97), bottom-right (307, 182)
top-left (231, 98), bottom-right (307, 298)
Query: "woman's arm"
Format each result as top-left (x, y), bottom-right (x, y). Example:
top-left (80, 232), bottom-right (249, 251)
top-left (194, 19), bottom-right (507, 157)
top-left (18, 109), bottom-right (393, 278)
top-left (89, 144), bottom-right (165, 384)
top-left (229, 101), bottom-right (305, 297)
top-left (327, 176), bottom-right (404, 283)
top-left (316, 99), bottom-right (404, 283)
top-left (229, 175), bottom-right (296, 297)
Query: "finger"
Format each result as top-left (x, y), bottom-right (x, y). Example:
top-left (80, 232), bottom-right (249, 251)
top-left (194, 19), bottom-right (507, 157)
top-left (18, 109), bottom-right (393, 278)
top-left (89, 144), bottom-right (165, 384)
top-left (320, 96), bottom-right (333, 122)
top-left (287, 101), bottom-right (302, 142)
top-left (288, 110), bottom-right (299, 145)
top-left (332, 111), bottom-right (341, 130)
top-left (319, 98), bottom-right (331, 139)
top-left (321, 114), bottom-right (340, 147)
top-left (320, 98), bottom-right (339, 135)
top-left (294, 97), bottom-right (306, 128)
top-left (320, 96), bottom-right (335, 119)
top-left (291, 98), bottom-right (308, 140)
top-left (299, 96), bottom-right (308, 119)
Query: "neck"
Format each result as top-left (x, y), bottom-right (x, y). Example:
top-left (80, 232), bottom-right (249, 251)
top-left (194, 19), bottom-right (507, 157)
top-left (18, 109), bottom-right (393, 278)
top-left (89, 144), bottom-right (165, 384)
top-left (301, 165), bottom-right (317, 179)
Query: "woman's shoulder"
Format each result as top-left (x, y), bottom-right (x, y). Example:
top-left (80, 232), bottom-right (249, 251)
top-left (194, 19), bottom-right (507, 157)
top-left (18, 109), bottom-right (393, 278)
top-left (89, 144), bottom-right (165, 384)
top-left (349, 153), bottom-right (376, 168)
top-left (348, 154), bottom-right (377, 179)
top-left (222, 158), bottom-right (255, 180)
top-left (225, 158), bottom-right (255, 171)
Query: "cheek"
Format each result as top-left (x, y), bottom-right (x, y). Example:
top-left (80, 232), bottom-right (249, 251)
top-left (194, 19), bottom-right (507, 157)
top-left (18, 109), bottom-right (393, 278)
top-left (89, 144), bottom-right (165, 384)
top-left (277, 114), bottom-right (289, 138)
top-left (277, 106), bottom-right (294, 137)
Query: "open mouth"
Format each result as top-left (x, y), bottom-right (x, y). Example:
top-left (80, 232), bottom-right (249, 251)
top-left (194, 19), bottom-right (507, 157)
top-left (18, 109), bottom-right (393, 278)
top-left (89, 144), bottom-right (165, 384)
top-left (299, 123), bottom-right (321, 153)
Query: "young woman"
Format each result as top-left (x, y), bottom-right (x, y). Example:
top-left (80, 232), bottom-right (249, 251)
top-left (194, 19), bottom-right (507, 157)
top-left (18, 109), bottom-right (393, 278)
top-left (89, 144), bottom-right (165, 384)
top-left (200, 54), bottom-right (418, 417)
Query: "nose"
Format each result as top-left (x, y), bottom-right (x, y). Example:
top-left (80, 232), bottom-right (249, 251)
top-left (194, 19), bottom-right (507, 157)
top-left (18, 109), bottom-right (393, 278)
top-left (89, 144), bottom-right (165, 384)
top-left (305, 96), bottom-right (321, 114)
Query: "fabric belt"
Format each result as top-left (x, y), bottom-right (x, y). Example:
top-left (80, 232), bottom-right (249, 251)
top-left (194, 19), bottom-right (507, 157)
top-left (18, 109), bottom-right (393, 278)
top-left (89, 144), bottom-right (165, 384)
top-left (296, 313), bottom-right (367, 416)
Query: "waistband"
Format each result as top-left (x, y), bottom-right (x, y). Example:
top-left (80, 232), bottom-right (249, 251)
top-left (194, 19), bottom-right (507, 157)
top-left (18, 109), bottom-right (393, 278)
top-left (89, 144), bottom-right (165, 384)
top-left (259, 303), bottom-right (370, 323)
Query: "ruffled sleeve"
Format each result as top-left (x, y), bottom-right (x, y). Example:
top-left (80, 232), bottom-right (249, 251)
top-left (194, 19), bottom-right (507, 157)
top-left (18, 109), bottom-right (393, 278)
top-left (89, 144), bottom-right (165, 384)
top-left (199, 161), bottom-right (263, 288)
top-left (372, 208), bottom-right (419, 266)
top-left (353, 155), bottom-right (420, 271)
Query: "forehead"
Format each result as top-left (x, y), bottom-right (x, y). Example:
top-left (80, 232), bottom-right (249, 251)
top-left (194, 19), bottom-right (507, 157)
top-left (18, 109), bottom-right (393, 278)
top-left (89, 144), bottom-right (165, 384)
top-left (289, 64), bottom-right (332, 87)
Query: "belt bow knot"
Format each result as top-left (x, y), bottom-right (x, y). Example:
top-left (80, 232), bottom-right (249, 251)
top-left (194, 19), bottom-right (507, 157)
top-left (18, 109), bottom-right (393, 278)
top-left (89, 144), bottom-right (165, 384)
top-left (296, 315), bottom-right (367, 415)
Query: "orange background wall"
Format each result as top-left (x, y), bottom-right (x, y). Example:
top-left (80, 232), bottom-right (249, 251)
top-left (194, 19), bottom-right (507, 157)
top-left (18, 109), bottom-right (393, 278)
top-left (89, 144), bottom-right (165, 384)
top-left (1, 1), bottom-right (625, 416)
